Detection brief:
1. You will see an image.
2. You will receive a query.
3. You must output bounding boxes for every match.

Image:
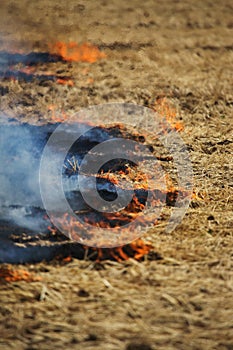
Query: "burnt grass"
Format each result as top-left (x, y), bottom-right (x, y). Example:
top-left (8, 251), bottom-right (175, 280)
top-left (0, 0), bottom-right (233, 350)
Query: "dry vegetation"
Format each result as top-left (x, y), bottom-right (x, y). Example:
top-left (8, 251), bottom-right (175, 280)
top-left (0, 0), bottom-right (232, 349)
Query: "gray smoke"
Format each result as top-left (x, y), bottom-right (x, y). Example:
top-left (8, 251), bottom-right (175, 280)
top-left (0, 119), bottom-right (112, 232)
top-left (0, 121), bottom-right (51, 231)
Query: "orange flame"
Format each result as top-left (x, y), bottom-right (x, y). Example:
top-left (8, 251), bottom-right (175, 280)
top-left (49, 42), bottom-right (106, 63)
top-left (56, 78), bottom-right (74, 86)
top-left (48, 105), bottom-right (70, 122)
top-left (44, 107), bottom-right (185, 261)
top-left (154, 97), bottom-right (184, 132)
top-left (0, 265), bottom-right (42, 283)
top-left (94, 238), bottom-right (153, 262)
top-left (192, 191), bottom-right (205, 200)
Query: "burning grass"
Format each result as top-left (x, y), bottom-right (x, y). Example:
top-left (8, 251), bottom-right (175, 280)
top-left (154, 97), bottom-right (184, 132)
top-left (0, 265), bottom-right (42, 283)
top-left (49, 41), bottom-right (106, 63)
top-left (0, 1), bottom-right (232, 349)
top-left (0, 98), bottom-right (193, 262)
top-left (81, 238), bottom-right (156, 262)
top-left (0, 41), bottom-right (106, 85)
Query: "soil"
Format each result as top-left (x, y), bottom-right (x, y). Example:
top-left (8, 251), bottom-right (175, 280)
top-left (0, 0), bottom-right (232, 349)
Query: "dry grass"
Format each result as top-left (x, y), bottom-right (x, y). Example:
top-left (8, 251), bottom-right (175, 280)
top-left (0, 0), bottom-right (233, 349)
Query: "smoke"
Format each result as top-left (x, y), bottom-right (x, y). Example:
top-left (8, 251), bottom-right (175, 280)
top-left (0, 121), bottom-right (51, 231)
top-left (0, 118), bottom-right (113, 232)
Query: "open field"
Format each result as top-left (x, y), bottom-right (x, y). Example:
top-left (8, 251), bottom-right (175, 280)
top-left (0, 0), bottom-right (232, 349)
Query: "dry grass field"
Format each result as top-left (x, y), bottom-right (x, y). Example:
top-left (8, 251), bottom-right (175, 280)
top-left (0, 0), bottom-right (232, 349)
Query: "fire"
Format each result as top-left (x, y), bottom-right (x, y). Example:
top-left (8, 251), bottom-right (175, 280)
top-left (48, 105), bottom-right (70, 122)
top-left (165, 173), bottom-right (177, 193)
top-left (0, 265), bottom-right (42, 283)
top-left (154, 97), bottom-right (184, 131)
top-left (56, 78), bottom-right (74, 86)
top-left (93, 238), bottom-right (154, 262)
top-left (98, 170), bottom-right (119, 185)
top-left (192, 191), bottom-right (205, 200)
top-left (0, 41), bottom-right (105, 86)
top-left (47, 133), bottom-right (182, 258)
top-left (19, 66), bottom-right (75, 86)
top-left (48, 159), bottom-right (167, 256)
top-left (49, 41), bottom-right (106, 63)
